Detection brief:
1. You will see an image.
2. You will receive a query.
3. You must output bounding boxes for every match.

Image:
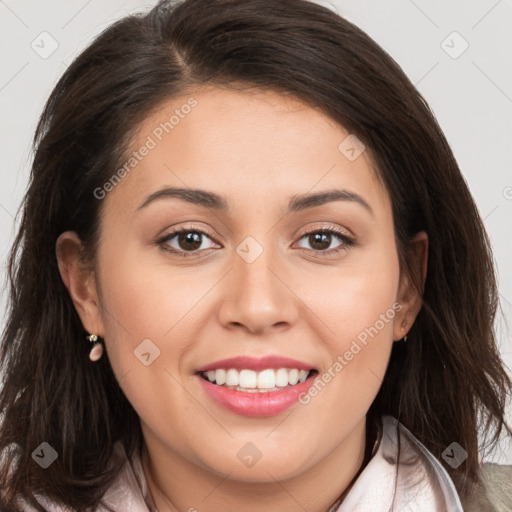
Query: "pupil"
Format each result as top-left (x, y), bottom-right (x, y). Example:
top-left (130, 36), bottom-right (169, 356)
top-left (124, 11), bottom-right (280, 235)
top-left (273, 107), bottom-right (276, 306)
top-left (179, 231), bottom-right (202, 250)
top-left (310, 232), bottom-right (330, 250)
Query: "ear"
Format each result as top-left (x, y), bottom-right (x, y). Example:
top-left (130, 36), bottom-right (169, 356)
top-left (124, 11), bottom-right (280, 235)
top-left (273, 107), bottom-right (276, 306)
top-left (393, 231), bottom-right (428, 341)
top-left (55, 231), bottom-right (105, 337)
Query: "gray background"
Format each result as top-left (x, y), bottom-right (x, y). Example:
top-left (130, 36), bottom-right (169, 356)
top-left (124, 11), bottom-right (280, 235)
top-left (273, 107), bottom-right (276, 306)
top-left (1, 0), bottom-right (511, 463)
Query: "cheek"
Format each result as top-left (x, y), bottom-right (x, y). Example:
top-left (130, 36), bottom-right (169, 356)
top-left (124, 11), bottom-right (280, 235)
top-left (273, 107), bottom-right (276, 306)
top-left (93, 242), bottom-right (185, 397)
top-left (97, 235), bottom-right (203, 347)
top-left (298, 242), bottom-right (400, 406)
top-left (94, 239), bottom-right (227, 422)
top-left (308, 243), bottom-right (400, 348)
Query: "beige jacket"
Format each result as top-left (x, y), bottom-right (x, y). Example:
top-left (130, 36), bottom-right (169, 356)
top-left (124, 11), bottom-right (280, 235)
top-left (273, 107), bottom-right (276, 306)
top-left (463, 463), bottom-right (512, 512)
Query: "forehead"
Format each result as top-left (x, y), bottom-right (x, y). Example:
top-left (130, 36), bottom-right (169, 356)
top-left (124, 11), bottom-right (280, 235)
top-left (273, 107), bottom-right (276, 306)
top-left (103, 86), bottom-right (390, 219)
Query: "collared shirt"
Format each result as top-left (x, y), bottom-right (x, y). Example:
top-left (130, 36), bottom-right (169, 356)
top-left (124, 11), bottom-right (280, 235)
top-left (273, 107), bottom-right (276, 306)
top-left (25, 415), bottom-right (464, 511)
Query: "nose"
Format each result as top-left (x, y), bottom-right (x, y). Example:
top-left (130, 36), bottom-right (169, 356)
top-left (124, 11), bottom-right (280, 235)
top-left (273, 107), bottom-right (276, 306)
top-left (217, 241), bottom-right (299, 335)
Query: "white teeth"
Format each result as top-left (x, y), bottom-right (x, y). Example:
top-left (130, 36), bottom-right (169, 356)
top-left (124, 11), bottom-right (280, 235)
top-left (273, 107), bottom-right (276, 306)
top-left (239, 369), bottom-right (257, 388)
top-left (288, 368), bottom-right (299, 385)
top-left (275, 368), bottom-right (289, 387)
top-left (226, 369), bottom-right (239, 386)
top-left (298, 370), bottom-right (309, 383)
top-left (202, 367), bottom-right (312, 391)
top-left (257, 369), bottom-right (275, 389)
top-left (215, 369), bottom-right (226, 385)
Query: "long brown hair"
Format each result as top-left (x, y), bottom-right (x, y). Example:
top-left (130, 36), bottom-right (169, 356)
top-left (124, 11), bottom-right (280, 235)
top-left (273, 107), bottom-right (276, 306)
top-left (1, 0), bottom-right (510, 510)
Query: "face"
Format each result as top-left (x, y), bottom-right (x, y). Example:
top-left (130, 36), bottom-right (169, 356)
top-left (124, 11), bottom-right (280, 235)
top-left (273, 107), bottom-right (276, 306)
top-left (59, 86), bottom-right (422, 483)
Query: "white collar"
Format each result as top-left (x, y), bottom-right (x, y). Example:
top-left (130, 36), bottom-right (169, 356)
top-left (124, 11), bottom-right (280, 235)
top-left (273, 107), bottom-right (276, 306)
top-left (334, 415), bottom-right (464, 511)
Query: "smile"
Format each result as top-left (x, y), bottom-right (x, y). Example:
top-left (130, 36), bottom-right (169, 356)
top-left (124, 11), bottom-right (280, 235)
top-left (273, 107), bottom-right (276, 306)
top-left (200, 368), bottom-right (312, 392)
top-left (195, 356), bottom-right (319, 417)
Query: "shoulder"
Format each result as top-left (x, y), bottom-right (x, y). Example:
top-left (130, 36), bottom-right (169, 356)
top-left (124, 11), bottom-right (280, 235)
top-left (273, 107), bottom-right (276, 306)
top-left (462, 463), bottom-right (512, 512)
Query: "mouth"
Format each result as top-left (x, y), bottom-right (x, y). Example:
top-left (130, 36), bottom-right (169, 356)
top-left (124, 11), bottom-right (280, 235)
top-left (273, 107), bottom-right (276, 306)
top-left (194, 356), bottom-right (319, 417)
top-left (198, 367), bottom-right (318, 393)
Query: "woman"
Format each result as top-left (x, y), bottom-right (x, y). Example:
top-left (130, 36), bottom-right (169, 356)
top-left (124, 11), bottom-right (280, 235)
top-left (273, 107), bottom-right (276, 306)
top-left (0, 0), bottom-right (510, 510)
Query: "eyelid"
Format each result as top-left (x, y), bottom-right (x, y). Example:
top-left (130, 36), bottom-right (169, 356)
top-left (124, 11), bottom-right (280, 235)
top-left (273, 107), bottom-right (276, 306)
top-left (294, 222), bottom-right (354, 240)
top-left (157, 223), bottom-right (220, 247)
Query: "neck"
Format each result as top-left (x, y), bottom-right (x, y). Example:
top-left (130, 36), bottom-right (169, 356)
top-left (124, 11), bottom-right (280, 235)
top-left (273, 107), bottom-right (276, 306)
top-left (141, 416), bottom-right (379, 512)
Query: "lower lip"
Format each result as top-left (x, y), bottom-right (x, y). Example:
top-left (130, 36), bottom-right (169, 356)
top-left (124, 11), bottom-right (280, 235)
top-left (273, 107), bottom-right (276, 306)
top-left (196, 374), bottom-right (317, 417)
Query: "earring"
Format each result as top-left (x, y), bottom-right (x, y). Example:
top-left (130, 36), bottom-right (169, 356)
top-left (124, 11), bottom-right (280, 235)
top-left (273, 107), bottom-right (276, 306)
top-left (87, 333), bottom-right (104, 361)
top-left (397, 320), bottom-right (408, 343)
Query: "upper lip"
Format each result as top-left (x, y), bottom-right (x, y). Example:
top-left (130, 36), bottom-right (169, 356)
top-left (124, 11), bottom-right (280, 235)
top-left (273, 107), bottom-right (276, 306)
top-left (196, 355), bottom-right (315, 372)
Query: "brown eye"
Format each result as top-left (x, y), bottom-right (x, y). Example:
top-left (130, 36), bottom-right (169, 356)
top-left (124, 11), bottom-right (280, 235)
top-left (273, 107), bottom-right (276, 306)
top-left (176, 231), bottom-right (203, 251)
top-left (297, 229), bottom-right (351, 253)
top-left (307, 232), bottom-right (334, 251)
top-left (158, 228), bottom-right (218, 256)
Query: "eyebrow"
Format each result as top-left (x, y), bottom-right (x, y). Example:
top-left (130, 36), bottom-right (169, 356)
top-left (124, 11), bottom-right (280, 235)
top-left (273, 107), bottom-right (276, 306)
top-left (136, 187), bottom-right (374, 216)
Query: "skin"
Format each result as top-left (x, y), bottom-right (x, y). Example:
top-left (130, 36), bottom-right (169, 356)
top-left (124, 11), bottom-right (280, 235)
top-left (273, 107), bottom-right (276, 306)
top-left (56, 86), bottom-right (427, 512)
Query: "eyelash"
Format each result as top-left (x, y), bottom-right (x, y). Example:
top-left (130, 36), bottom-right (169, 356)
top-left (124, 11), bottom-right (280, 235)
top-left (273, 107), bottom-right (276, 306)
top-left (156, 224), bottom-right (355, 259)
